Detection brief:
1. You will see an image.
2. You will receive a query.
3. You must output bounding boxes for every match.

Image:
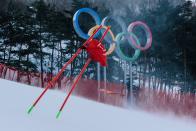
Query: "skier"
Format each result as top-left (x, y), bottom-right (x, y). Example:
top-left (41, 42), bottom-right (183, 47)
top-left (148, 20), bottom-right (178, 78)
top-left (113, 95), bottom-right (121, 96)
top-left (81, 39), bottom-right (107, 67)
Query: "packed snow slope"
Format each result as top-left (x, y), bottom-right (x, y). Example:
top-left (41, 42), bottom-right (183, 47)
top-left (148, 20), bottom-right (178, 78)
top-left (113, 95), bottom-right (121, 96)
top-left (0, 78), bottom-right (195, 131)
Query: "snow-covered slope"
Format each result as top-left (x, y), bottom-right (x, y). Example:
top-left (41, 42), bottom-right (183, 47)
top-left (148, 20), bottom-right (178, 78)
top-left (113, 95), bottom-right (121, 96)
top-left (0, 78), bottom-right (195, 131)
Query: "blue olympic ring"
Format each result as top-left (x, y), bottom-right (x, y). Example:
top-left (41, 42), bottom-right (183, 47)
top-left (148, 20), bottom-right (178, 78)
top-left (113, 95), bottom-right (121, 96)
top-left (73, 8), bottom-right (101, 39)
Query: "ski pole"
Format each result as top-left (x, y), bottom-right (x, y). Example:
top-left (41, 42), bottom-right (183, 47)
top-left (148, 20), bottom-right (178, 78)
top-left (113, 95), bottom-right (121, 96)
top-left (56, 58), bottom-right (92, 118)
top-left (99, 26), bottom-right (110, 43)
top-left (56, 26), bottom-right (110, 118)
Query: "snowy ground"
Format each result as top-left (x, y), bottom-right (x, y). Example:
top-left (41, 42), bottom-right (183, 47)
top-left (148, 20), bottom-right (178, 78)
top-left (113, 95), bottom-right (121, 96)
top-left (0, 78), bottom-right (196, 131)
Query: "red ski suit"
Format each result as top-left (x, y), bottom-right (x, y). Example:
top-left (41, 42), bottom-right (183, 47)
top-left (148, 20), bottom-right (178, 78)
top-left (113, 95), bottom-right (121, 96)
top-left (84, 39), bottom-right (107, 67)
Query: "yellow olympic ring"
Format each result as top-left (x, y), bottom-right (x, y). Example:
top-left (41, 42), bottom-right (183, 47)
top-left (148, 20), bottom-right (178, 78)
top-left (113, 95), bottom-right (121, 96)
top-left (88, 25), bottom-right (116, 56)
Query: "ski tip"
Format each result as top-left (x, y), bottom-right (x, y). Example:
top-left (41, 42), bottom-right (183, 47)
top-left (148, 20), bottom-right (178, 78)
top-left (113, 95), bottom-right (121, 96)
top-left (27, 105), bottom-right (34, 114)
top-left (56, 111), bottom-right (62, 119)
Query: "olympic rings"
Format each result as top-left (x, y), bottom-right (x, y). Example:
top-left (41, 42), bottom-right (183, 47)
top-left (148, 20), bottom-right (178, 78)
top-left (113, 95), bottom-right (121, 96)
top-left (73, 8), bottom-right (101, 39)
top-left (88, 25), bottom-right (116, 55)
top-left (73, 8), bottom-right (153, 62)
top-left (128, 21), bottom-right (152, 51)
top-left (115, 32), bottom-right (141, 62)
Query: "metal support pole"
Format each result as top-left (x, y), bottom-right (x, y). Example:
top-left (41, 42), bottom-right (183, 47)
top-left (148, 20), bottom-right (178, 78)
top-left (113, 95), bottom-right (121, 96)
top-left (97, 63), bottom-right (101, 89)
top-left (97, 63), bottom-right (101, 102)
top-left (104, 67), bottom-right (107, 90)
top-left (124, 61), bottom-right (127, 94)
top-left (129, 61), bottom-right (133, 105)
